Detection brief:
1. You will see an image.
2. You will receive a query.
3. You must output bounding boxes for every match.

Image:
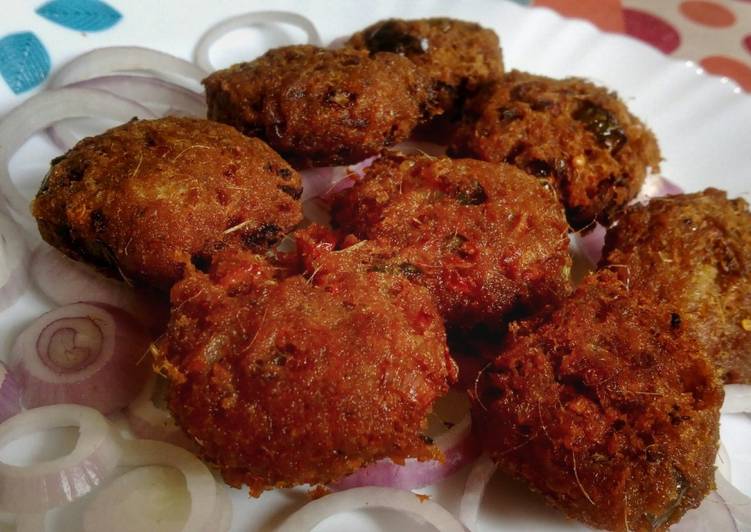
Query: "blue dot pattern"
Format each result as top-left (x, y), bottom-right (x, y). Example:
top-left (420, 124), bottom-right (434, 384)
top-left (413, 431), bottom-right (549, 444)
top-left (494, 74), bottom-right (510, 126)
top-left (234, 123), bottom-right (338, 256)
top-left (36, 0), bottom-right (122, 32)
top-left (0, 32), bottom-right (51, 94)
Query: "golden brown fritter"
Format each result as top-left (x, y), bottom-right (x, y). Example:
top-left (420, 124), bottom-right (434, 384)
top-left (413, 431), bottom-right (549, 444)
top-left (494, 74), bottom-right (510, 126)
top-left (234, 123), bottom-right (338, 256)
top-left (328, 152), bottom-right (571, 329)
top-left (347, 18), bottom-right (503, 117)
top-left (32, 117), bottom-right (303, 291)
top-left (449, 70), bottom-right (661, 229)
top-left (600, 188), bottom-right (751, 383)
top-left (473, 270), bottom-right (722, 531)
top-left (203, 45), bottom-right (437, 168)
top-left (158, 248), bottom-right (456, 495)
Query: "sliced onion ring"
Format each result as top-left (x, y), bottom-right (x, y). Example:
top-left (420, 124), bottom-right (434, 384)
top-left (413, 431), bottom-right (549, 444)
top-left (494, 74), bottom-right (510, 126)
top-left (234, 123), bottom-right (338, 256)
top-left (0, 361), bottom-right (22, 424)
top-left (49, 47), bottom-right (207, 89)
top-left (332, 390), bottom-right (477, 491)
top-left (0, 404), bottom-right (120, 513)
top-left (716, 440), bottom-right (732, 482)
top-left (332, 414), bottom-right (477, 491)
top-left (48, 75), bottom-right (205, 151)
top-left (10, 302), bottom-right (152, 414)
top-left (195, 11), bottom-right (322, 72)
top-left (721, 384), bottom-right (751, 414)
top-left (672, 471), bottom-right (751, 531)
top-left (31, 244), bottom-right (168, 332)
top-left (0, 212), bottom-right (29, 312)
top-left (82, 465), bottom-right (231, 532)
top-left (126, 373), bottom-right (195, 450)
top-left (277, 486), bottom-right (466, 532)
top-left (632, 174), bottom-right (684, 205)
top-left (0, 88), bottom-right (155, 232)
top-left (459, 454), bottom-right (497, 532)
top-left (115, 438), bottom-right (217, 532)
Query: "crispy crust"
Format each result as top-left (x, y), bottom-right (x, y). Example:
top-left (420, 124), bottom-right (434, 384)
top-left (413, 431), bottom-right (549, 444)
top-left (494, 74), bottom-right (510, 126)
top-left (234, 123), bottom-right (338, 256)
top-left (161, 248), bottom-right (456, 495)
top-left (449, 71), bottom-right (661, 229)
top-left (32, 117), bottom-right (302, 291)
top-left (473, 270), bottom-right (722, 531)
top-left (601, 188), bottom-right (751, 383)
top-left (203, 45), bottom-right (436, 168)
top-left (347, 17), bottom-right (503, 117)
top-left (328, 152), bottom-right (571, 329)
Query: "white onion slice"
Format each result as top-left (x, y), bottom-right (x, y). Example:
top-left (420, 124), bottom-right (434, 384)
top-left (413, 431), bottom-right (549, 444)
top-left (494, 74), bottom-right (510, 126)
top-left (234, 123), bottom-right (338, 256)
top-left (115, 438), bottom-right (217, 532)
top-left (721, 385), bottom-right (751, 414)
top-left (126, 373), bottom-right (195, 451)
top-left (277, 486), bottom-right (466, 532)
top-left (0, 88), bottom-right (156, 232)
top-left (49, 47), bottom-right (207, 89)
top-left (672, 471), bottom-right (751, 531)
top-left (570, 223), bottom-right (607, 270)
top-left (0, 362), bottom-right (22, 424)
top-left (459, 454), bottom-right (497, 532)
top-left (0, 212), bottom-right (29, 312)
top-left (82, 465), bottom-right (231, 532)
top-left (49, 75), bottom-right (205, 151)
top-left (632, 174), bottom-right (684, 205)
top-left (715, 440), bottom-right (731, 482)
top-left (332, 415), bottom-right (476, 491)
top-left (0, 404), bottom-right (120, 513)
top-left (195, 11), bottom-right (322, 72)
top-left (31, 244), bottom-right (168, 332)
top-left (300, 166), bottom-right (350, 201)
top-left (332, 390), bottom-right (476, 490)
top-left (10, 302), bottom-right (152, 414)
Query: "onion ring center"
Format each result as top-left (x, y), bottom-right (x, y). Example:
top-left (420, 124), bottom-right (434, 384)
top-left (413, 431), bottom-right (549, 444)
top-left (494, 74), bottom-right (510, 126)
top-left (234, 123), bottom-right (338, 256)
top-left (37, 318), bottom-right (103, 373)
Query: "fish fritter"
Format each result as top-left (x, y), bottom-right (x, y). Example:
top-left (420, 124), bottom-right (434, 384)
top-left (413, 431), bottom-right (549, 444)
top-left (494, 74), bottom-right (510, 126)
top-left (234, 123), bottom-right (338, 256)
top-left (600, 188), bottom-right (751, 383)
top-left (347, 18), bottom-right (503, 117)
top-left (32, 117), bottom-right (303, 291)
top-left (449, 71), bottom-right (661, 229)
top-left (473, 270), bottom-right (722, 531)
top-left (329, 153), bottom-right (571, 329)
top-left (158, 248), bottom-right (456, 495)
top-left (203, 45), bottom-right (437, 168)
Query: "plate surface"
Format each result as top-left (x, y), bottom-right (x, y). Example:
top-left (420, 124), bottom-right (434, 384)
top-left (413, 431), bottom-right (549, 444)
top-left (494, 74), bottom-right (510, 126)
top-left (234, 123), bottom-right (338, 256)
top-left (0, 1), bottom-right (749, 531)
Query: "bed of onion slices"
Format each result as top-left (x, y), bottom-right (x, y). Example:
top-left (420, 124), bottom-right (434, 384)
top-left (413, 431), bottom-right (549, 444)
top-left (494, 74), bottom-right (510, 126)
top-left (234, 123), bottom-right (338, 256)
top-left (0, 361), bottom-right (22, 423)
top-left (0, 212), bottom-right (30, 312)
top-left (277, 486), bottom-right (466, 532)
top-left (0, 404), bottom-right (121, 513)
top-left (31, 244), bottom-right (168, 332)
top-left (194, 10), bottom-right (323, 72)
top-left (126, 373), bottom-right (196, 451)
top-left (9, 302), bottom-right (152, 414)
top-left (0, 11), bottom-right (748, 530)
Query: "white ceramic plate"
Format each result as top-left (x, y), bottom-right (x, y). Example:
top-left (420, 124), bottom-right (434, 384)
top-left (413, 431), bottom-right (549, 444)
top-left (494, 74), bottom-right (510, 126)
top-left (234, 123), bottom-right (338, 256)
top-left (0, 0), bottom-right (749, 531)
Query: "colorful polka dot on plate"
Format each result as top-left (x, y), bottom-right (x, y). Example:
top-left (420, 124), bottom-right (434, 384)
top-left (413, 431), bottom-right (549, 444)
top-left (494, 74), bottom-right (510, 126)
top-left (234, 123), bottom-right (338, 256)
top-left (679, 1), bottom-right (736, 28)
top-left (622, 8), bottom-right (681, 54)
top-left (700, 55), bottom-right (751, 90)
top-left (743, 34), bottom-right (751, 55)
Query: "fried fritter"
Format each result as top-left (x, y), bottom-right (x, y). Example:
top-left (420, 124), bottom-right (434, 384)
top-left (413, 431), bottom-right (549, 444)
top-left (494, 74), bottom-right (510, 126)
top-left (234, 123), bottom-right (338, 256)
top-left (329, 153), bottom-right (571, 329)
top-left (449, 70), bottom-right (661, 229)
top-left (203, 45), bottom-right (436, 168)
top-left (600, 188), bottom-right (751, 383)
top-left (347, 18), bottom-right (503, 117)
top-left (158, 248), bottom-right (456, 495)
top-left (32, 117), bottom-right (303, 291)
top-left (473, 270), bottom-right (722, 531)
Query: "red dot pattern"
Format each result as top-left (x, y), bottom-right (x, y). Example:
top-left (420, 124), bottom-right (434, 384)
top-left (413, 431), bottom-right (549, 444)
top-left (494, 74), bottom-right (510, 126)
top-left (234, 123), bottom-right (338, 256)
top-left (622, 8), bottom-right (681, 54)
top-left (533, 0), bottom-right (751, 92)
top-left (680, 1), bottom-right (736, 28)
